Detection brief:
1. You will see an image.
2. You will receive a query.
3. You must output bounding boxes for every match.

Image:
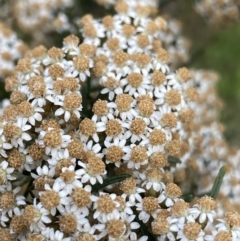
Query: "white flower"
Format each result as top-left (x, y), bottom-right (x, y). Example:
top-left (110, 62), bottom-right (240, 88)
top-left (103, 138), bottom-right (128, 167)
top-left (0, 135), bottom-right (12, 158)
top-left (176, 222), bottom-right (205, 241)
top-left (54, 92), bottom-right (83, 122)
top-left (78, 158), bottom-right (106, 185)
top-left (100, 72), bottom-right (123, 101)
top-left (42, 228), bottom-right (71, 241)
top-left (31, 165), bottom-right (55, 180)
top-left (0, 161), bottom-right (15, 185)
top-left (47, 148), bottom-right (76, 168)
top-left (57, 165), bottom-right (83, 194)
top-left (39, 182), bottom-right (71, 216)
top-left (84, 140), bottom-right (104, 159)
top-left (121, 187), bottom-right (145, 205)
top-left (0, 183), bottom-right (26, 217)
top-left (25, 198), bottom-right (51, 232)
top-left (120, 213), bottom-right (140, 240)
top-left (37, 128), bottom-right (72, 157)
top-left (92, 193), bottom-right (120, 223)
top-left (8, 118), bottom-right (32, 148)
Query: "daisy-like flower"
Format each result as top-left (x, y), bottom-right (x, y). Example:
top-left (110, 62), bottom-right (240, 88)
top-left (119, 212), bottom-right (141, 240)
top-left (37, 127), bottom-right (72, 156)
top-left (39, 182), bottom-right (71, 216)
top-left (171, 200), bottom-right (195, 227)
top-left (104, 118), bottom-right (125, 145)
top-left (92, 99), bottom-right (115, 123)
top-left (215, 212), bottom-right (240, 241)
top-left (31, 165), bottom-right (55, 191)
top-left (47, 148), bottom-right (76, 168)
top-left (57, 165), bottom-right (83, 194)
top-left (43, 47), bottom-right (66, 67)
top-left (158, 105), bottom-right (179, 128)
top-left (141, 168), bottom-right (166, 193)
top-left (81, 19), bottom-right (105, 46)
top-left (132, 53), bottom-right (152, 76)
top-left (83, 140), bottom-right (104, 159)
top-left (149, 70), bottom-right (168, 98)
top-left (136, 196), bottom-right (159, 223)
top-left (62, 34), bottom-right (80, 55)
top-left (103, 138), bottom-right (127, 167)
top-left (66, 54), bottom-right (93, 82)
top-left (78, 118), bottom-right (105, 143)
top-left (204, 230), bottom-right (232, 241)
top-left (167, 67), bottom-right (191, 89)
top-left (114, 2), bottom-right (131, 24)
top-left (109, 94), bottom-right (138, 121)
top-left (136, 95), bottom-right (159, 126)
top-left (58, 204), bottom-right (87, 233)
top-left (154, 85), bottom-right (183, 110)
top-left (54, 92), bottom-right (82, 122)
top-left (123, 117), bottom-right (148, 143)
top-left (78, 156), bottom-right (106, 185)
top-left (152, 48), bottom-right (171, 73)
top-left (15, 58), bottom-right (41, 84)
top-left (189, 196), bottom-right (217, 224)
top-left (152, 213), bottom-right (179, 241)
top-left (115, 196), bottom-right (133, 216)
top-left (100, 72), bottom-right (123, 101)
top-left (127, 32), bottom-right (152, 54)
top-left (8, 146), bottom-right (35, 172)
top-left (144, 127), bottom-right (170, 149)
top-left (17, 101), bottom-right (44, 126)
top-left (108, 50), bottom-right (132, 77)
top-left (0, 161), bottom-right (15, 185)
top-left (122, 72), bottom-right (150, 99)
top-left (176, 222), bottom-right (205, 241)
top-left (102, 15), bottom-right (122, 38)
top-left (23, 198), bottom-right (51, 232)
top-left (42, 228), bottom-right (71, 241)
top-left (70, 185), bottom-right (94, 217)
top-left (92, 192), bottom-right (120, 223)
top-left (28, 75), bottom-right (53, 108)
top-left (0, 135), bottom-right (12, 158)
top-left (103, 36), bottom-right (128, 57)
top-left (3, 118), bottom-right (31, 148)
top-left (73, 221), bottom-right (104, 241)
top-left (123, 144), bottom-right (149, 170)
top-left (120, 177), bottom-right (145, 205)
top-left (0, 183), bottom-right (26, 217)
top-left (158, 183), bottom-right (182, 207)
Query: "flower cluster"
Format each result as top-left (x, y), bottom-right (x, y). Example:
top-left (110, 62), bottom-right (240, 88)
top-left (195, 0), bottom-right (240, 27)
top-left (0, 0), bottom-right (239, 240)
top-left (0, 22), bottom-right (27, 80)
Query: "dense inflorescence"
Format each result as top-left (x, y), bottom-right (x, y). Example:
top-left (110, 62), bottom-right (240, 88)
top-left (195, 0), bottom-right (240, 27)
top-left (0, 22), bottom-right (27, 80)
top-left (0, 0), bottom-right (239, 241)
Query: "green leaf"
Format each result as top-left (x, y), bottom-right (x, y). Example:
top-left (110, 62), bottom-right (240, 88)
top-left (136, 216), bottom-right (156, 240)
top-left (210, 166), bottom-right (226, 199)
top-left (181, 194), bottom-right (194, 202)
top-left (91, 174), bottom-right (131, 193)
top-left (168, 156), bottom-right (181, 164)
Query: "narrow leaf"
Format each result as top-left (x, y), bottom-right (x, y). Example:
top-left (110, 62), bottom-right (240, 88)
top-left (91, 174), bottom-right (131, 193)
top-left (136, 216), bottom-right (156, 240)
top-left (168, 156), bottom-right (181, 164)
top-left (210, 166), bottom-right (226, 199)
top-left (181, 194), bottom-right (194, 202)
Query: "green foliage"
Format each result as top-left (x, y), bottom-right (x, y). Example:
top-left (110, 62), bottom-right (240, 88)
top-left (91, 174), bottom-right (131, 193)
top-left (210, 166), bottom-right (226, 199)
